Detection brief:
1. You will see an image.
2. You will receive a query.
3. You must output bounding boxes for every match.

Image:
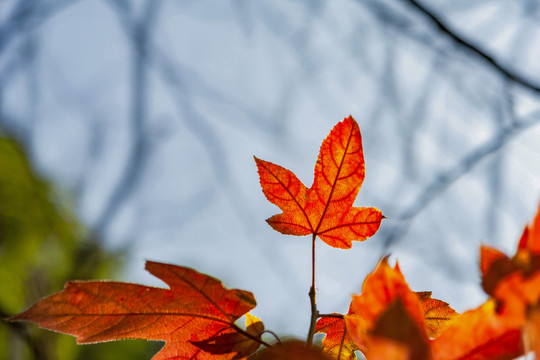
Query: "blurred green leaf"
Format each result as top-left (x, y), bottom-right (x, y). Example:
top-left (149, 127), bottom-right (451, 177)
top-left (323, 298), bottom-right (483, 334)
top-left (0, 135), bottom-right (154, 359)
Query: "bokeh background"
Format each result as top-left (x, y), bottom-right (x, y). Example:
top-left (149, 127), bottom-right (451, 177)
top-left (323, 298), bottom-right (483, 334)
top-left (2, 0), bottom-right (540, 359)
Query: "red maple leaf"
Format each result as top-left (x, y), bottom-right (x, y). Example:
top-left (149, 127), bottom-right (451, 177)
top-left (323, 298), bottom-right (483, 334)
top-left (9, 261), bottom-right (264, 360)
top-left (255, 116), bottom-right (383, 249)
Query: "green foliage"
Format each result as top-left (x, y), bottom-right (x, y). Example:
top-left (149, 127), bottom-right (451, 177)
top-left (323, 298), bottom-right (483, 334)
top-left (0, 135), bottom-right (155, 359)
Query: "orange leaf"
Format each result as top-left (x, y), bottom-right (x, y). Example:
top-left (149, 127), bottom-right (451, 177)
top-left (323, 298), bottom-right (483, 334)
top-left (416, 292), bottom-right (459, 338)
top-left (476, 203), bottom-right (540, 358)
top-left (431, 300), bottom-right (523, 360)
top-left (524, 307), bottom-right (540, 358)
top-left (479, 206), bottom-right (540, 298)
top-left (315, 316), bottom-right (357, 360)
top-left (479, 245), bottom-right (509, 278)
top-left (344, 257), bottom-right (427, 357)
top-left (493, 271), bottom-right (540, 326)
top-left (317, 291), bottom-right (457, 359)
top-left (369, 298), bottom-right (431, 360)
top-left (480, 245), bottom-right (517, 297)
top-left (520, 201), bottom-right (540, 254)
top-left (480, 203), bottom-right (540, 293)
top-left (255, 116), bottom-right (383, 249)
top-left (347, 258), bottom-right (426, 334)
top-left (9, 261), bottom-right (262, 360)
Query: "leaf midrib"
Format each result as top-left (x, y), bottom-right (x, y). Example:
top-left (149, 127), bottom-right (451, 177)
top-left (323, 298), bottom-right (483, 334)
top-left (314, 124), bottom-right (355, 236)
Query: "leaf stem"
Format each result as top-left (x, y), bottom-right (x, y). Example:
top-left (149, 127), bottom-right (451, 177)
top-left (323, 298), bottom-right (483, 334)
top-left (231, 324), bottom-right (273, 348)
top-left (306, 234), bottom-right (319, 346)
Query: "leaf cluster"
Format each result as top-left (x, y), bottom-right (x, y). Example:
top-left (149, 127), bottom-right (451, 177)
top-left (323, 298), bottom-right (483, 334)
top-left (7, 117), bottom-right (540, 359)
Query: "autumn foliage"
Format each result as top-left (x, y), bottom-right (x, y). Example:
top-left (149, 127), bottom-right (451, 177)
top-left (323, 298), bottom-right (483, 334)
top-left (255, 116), bottom-right (382, 249)
top-left (7, 116), bottom-right (540, 359)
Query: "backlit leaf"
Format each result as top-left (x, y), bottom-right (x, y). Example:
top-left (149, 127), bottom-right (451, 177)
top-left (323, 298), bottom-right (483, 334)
top-left (9, 261), bottom-right (262, 360)
top-left (317, 290), bottom-right (457, 360)
top-left (255, 116), bottom-right (383, 249)
top-left (344, 257), bottom-right (427, 357)
top-left (315, 316), bottom-right (357, 360)
top-left (416, 292), bottom-right (458, 338)
top-left (478, 202), bottom-right (540, 356)
top-left (193, 314), bottom-right (265, 360)
top-left (369, 298), bottom-right (430, 360)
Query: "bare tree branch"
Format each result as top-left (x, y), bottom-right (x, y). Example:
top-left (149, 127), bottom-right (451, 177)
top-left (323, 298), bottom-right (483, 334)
top-left (0, 0), bottom-right (81, 56)
top-left (383, 108), bottom-right (540, 249)
top-left (402, 0), bottom-right (540, 94)
top-left (93, 0), bottom-right (163, 239)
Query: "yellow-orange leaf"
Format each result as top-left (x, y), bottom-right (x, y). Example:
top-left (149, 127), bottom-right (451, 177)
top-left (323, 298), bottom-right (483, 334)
top-left (9, 261), bottom-right (262, 360)
top-left (315, 316), bottom-right (357, 360)
top-left (255, 116), bottom-right (383, 249)
top-left (524, 307), bottom-right (540, 358)
top-left (416, 291), bottom-right (458, 338)
top-left (493, 271), bottom-right (540, 326)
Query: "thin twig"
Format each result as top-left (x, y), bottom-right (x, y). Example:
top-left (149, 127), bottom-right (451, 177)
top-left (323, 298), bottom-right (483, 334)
top-left (262, 330), bottom-right (282, 344)
top-left (306, 233), bottom-right (319, 346)
top-left (231, 324), bottom-right (273, 348)
top-left (94, 0), bottom-right (162, 240)
top-left (384, 109), bottom-right (540, 249)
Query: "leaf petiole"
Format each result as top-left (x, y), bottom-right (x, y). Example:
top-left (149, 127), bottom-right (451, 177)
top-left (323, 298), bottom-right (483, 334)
top-left (231, 324), bottom-right (273, 348)
top-left (307, 234), bottom-right (319, 346)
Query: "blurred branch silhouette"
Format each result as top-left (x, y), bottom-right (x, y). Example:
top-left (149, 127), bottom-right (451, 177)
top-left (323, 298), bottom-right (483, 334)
top-left (356, 0), bottom-right (540, 250)
top-left (93, 0), bottom-right (163, 241)
top-left (404, 0), bottom-right (540, 94)
top-left (383, 108), bottom-right (540, 249)
top-left (0, 0), bottom-right (80, 56)
top-left (1, 1), bottom-right (540, 357)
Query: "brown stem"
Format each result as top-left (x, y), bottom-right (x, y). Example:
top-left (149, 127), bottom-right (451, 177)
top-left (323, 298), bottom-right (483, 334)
top-left (306, 234), bottom-right (319, 346)
top-left (231, 324), bottom-right (273, 348)
top-left (262, 330), bottom-right (282, 344)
